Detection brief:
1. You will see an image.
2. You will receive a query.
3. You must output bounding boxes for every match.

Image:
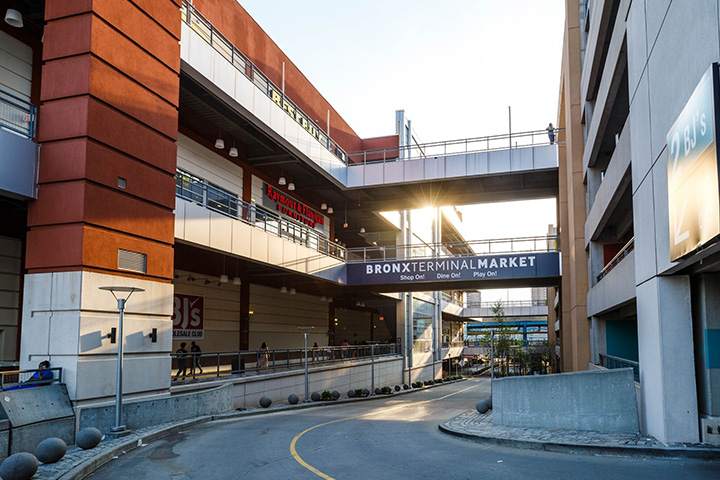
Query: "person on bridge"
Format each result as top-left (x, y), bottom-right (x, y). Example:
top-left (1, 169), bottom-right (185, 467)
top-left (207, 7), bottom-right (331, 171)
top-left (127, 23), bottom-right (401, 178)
top-left (546, 123), bottom-right (555, 144)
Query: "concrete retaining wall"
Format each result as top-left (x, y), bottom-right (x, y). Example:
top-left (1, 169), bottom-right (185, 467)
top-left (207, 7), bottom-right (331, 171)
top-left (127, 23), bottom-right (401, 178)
top-left (172, 357), bottom-right (405, 409)
top-left (493, 368), bottom-right (639, 433)
top-left (77, 384), bottom-right (234, 434)
top-left (0, 385), bottom-right (75, 455)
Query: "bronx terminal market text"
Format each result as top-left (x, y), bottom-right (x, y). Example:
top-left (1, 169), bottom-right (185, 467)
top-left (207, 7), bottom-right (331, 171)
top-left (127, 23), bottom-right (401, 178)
top-left (345, 252), bottom-right (560, 285)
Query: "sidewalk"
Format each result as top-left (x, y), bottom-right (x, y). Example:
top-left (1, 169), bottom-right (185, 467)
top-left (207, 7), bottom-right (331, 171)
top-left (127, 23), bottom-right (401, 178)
top-left (440, 410), bottom-right (720, 460)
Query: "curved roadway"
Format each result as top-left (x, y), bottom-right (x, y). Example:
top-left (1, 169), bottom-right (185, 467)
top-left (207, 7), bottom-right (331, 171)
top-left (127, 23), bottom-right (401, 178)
top-left (86, 378), bottom-right (718, 479)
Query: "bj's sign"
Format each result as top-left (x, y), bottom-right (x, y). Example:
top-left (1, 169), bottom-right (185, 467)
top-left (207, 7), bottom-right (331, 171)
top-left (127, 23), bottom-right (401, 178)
top-left (265, 184), bottom-right (325, 230)
top-left (172, 293), bottom-right (204, 339)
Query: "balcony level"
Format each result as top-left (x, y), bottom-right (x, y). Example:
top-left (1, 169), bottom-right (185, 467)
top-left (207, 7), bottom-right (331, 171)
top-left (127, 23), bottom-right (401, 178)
top-left (0, 88), bottom-right (38, 200)
top-left (174, 175), bottom-right (345, 283)
top-left (587, 238), bottom-right (635, 317)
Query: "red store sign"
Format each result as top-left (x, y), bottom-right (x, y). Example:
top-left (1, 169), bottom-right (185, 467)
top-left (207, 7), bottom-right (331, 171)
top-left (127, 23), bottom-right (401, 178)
top-left (265, 184), bottom-right (325, 229)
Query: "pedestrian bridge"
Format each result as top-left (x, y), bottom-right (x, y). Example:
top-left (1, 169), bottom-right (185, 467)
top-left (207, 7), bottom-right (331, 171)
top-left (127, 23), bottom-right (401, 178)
top-left (343, 236), bottom-right (560, 292)
top-left (463, 300), bottom-right (549, 318)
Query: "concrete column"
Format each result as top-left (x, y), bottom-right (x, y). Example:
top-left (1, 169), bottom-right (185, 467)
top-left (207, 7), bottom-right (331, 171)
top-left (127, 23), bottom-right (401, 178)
top-left (21, 272), bottom-right (172, 404)
top-left (21, 1), bottom-right (181, 403)
top-left (636, 275), bottom-right (699, 442)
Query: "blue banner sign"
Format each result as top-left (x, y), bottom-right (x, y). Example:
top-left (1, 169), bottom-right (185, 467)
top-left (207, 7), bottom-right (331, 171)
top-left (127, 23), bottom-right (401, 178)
top-left (667, 63), bottom-right (720, 261)
top-left (346, 252), bottom-right (560, 285)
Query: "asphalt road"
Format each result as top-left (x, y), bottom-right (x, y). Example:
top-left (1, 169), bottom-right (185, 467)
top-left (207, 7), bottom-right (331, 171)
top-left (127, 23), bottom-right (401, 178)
top-left (86, 378), bottom-right (720, 479)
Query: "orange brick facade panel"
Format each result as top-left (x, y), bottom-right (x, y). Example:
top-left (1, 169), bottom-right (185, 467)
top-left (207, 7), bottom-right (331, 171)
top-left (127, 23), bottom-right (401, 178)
top-left (27, 1), bottom-right (181, 281)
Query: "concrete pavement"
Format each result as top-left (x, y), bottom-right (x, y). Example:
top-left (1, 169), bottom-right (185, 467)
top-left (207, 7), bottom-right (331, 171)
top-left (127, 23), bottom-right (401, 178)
top-left (27, 379), bottom-right (720, 479)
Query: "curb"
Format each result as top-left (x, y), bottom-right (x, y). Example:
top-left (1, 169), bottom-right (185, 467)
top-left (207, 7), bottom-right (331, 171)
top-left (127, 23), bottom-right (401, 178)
top-left (438, 423), bottom-right (720, 461)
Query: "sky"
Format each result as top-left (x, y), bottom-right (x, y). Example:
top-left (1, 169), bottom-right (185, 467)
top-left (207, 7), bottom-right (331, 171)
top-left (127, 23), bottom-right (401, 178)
top-left (239, 0), bottom-right (565, 141)
top-left (238, 1), bottom-right (565, 301)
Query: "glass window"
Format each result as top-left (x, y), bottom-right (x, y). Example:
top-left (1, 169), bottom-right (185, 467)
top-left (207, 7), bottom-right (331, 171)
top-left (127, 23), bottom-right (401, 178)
top-left (206, 182), bottom-right (238, 217)
top-left (176, 169), bottom-right (204, 204)
top-left (412, 297), bottom-right (434, 353)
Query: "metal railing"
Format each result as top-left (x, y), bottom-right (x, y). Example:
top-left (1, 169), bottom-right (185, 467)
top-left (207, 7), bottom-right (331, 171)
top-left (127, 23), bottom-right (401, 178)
top-left (599, 353), bottom-right (639, 382)
top-left (181, 1), bottom-right (347, 164)
top-left (346, 128), bottom-right (563, 165)
top-left (346, 235), bottom-right (559, 263)
top-left (0, 367), bottom-right (62, 390)
top-left (597, 237), bottom-right (634, 282)
top-left (0, 88), bottom-right (36, 139)
top-left (466, 300), bottom-right (549, 309)
top-left (176, 171), bottom-right (346, 260)
top-left (170, 343), bottom-right (401, 383)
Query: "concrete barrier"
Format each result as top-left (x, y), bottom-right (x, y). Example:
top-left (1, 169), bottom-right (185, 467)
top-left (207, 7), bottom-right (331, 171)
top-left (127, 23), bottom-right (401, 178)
top-left (0, 385), bottom-right (75, 455)
top-left (0, 419), bottom-right (8, 462)
top-left (492, 368), bottom-right (638, 433)
top-left (77, 383), bottom-right (234, 434)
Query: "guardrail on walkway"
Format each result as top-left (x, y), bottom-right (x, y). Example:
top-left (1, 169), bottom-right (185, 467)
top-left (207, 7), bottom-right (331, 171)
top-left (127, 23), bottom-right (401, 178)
top-left (170, 343), bottom-right (401, 384)
top-left (466, 300), bottom-right (548, 309)
top-left (346, 128), bottom-right (564, 165)
top-left (0, 367), bottom-right (63, 390)
top-left (597, 237), bottom-right (634, 282)
top-left (346, 235), bottom-right (558, 263)
top-left (599, 353), bottom-right (639, 382)
top-left (0, 87), bottom-right (36, 139)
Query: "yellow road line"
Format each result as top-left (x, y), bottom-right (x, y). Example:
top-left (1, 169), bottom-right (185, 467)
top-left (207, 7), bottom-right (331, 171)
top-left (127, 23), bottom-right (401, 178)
top-left (289, 382), bottom-right (483, 479)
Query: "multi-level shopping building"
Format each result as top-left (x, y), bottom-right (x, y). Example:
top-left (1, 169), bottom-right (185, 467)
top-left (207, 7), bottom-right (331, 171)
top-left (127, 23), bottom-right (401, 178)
top-left (0, 0), bottom-right (560, 420)
top-left (558, 0), bottom-right (720, 443)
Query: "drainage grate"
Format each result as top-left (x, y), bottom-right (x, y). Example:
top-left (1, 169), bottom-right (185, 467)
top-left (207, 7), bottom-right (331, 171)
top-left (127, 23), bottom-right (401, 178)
top-left (118, 249), bottom-right (147, 273)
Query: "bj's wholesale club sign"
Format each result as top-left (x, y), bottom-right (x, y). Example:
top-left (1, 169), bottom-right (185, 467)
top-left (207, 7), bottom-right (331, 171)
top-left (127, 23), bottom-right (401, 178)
top-left (667, 63), bottom-right (720, 261)
top-left (172, 293), bottom-right (204, 339)
top-left (346, 252), bottom-right (560, 285)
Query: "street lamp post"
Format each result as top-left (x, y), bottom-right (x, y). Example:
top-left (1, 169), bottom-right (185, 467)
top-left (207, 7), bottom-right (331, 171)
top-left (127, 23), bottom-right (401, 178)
top-left (370, 344), bottom-right (375, 395)
top-left (298, 326), bottom-right (314, 402)
top-left (100, 286), bottom-right (144, 436)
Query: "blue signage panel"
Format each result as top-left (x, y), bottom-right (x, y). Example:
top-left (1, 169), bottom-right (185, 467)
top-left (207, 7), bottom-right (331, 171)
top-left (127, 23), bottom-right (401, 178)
top-left (667, 63), bottom-right (720, 261)
top-left (346, 251), bottom-right (560, 286)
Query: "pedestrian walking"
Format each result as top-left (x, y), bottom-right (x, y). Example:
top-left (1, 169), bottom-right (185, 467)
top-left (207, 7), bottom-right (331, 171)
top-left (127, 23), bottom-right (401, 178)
top-left (190, 341), bottom-right (203, 377)
top-left (312, 342), bottom-right (319, 362)
top-left (174, 342), bottom-right (188, 380)
top-left (258, 342), bottom-right (269, 370)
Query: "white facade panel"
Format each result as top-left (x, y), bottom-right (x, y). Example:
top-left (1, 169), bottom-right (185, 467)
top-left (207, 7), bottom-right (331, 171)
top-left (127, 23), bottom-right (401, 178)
top-left (383, 162), bottom-right (403, 185)
top-left (212, 52), bottom-right (235, 98)
top-left (0, 30), bottom-right (32, 99)
top-left (646, 1), bottom-right (719, 168)
top-left (184, 202), bottom-right (212, 246)
top-left (209, 213), bottom-right (233, 252)
top-left (404, 159), bottom-right (424, 182)
top-left (488, 149), bottom-right (510, 174)
top-left (177, 134), bottom-right (243, 196)
top-left (231, 220), bottom-right (253, 258)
